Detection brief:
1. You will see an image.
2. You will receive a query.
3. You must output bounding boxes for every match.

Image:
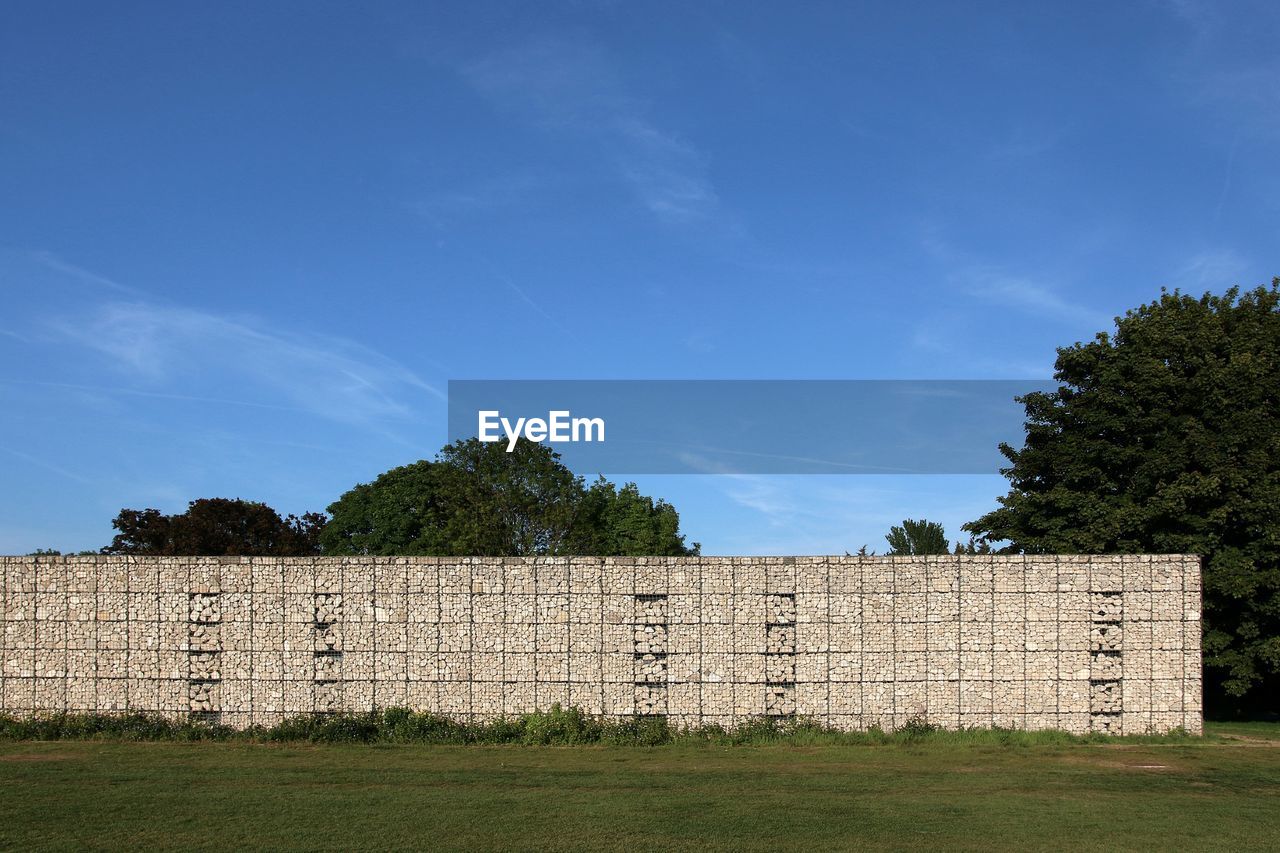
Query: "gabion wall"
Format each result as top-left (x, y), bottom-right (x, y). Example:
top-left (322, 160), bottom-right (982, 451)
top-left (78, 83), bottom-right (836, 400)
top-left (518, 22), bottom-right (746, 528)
top-left (0, 555), bottom-right (1202, 734)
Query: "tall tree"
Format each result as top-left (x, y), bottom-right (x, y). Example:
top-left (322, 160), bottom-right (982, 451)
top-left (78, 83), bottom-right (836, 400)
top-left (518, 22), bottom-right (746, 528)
top-left (570, 478), bottom-right (699, 556)
top-left (320, 439), bottom-right (698, 557)
top-left (884, 519), bottom-right (951, 555)
top-left (965, 281), bottom-right (1280, 712)
top-left (952, 537), bottom-right (992, 555)
top-left (104, 498), bottom-right (326, 556)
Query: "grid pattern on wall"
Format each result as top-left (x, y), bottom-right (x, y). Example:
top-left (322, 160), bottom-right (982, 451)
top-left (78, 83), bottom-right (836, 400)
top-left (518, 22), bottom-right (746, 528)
top-left (0, 555), bottom-right (1202, 734)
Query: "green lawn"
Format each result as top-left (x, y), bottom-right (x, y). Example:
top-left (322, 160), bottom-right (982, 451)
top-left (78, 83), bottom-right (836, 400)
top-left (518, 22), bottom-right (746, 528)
top-left (2, 725), bottom-right (1277, 851)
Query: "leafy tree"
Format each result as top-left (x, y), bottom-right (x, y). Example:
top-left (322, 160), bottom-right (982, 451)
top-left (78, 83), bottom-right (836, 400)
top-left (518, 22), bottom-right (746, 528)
top-left (964, 281), bottom-right (1280, 713)
top-left (953, 537), bottom-right (992, 555)
top-left (321, 440), bottom-right (580, 556)
top-left (884, 519), bottom-right (951, 556)
top-left (570, 478), bottom-right (700, 556)
top-left (104, 498), bottom-right (326, 556)
top-left (321, 439), bottom-right (698, 557)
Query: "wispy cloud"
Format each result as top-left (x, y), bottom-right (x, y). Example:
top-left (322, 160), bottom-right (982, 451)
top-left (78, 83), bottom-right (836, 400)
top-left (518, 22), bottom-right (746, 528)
top-left (1212, 131), bottom-right (1240, 224)
top-left (467, 253), bottom-right (581, 342)
top-left (985, 124), bottom-right (1063, 161)
top-left (722, 475), bottom-right (800, 526)
top-left (0, 378), bottom-right (317, 415)
top-left (906, 234), bottom-right (1112, 373)
top-left (50, 301), bottom-right (444, 427)
top-left (412, 173), bottom-right (550, 226)
top-left (1196, 65), bottom-right (1280, 120)
top-left (0, 248), bottom-right (139, 301)
top-left (680, 470), bottom-right (872, 533)
top-left (1162, 0), bottom-right (1280, 137)
top-left (700, 474), bottom-right (1003, 555)
top-left (920, 232), bottom-right (1114, 331)
top-left (611, 117), bottom-right (719, 223)
top-left (1, 446), bottom-right (95, 485)
top-left (456, 35), bottom-right (719, 224)
top-left (1163, 0), bottom-right (1224, 45)
top-left (963, 270), bottom-right (1115, 330)
top-left (460, 36), bottom-right (616, 127)
top-left (1171, 248), bottom-right (1250, 291)
top-left (907, 321), bottom-right (1055, 378)
top-left (3, 251), bottom-right (446, 434)
top-left (25, 250), bottom-right (140, 296)
top-left (678, 446), bottom-right (923, 475)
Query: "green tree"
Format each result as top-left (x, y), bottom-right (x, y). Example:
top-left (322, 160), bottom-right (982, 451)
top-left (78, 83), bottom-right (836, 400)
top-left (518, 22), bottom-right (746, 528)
top-left (953, 537), bottom-right (992, 555)
top-left (104, 498), bottom-right (326, 556)
top-left (884, 518), bottom-right (951, 555)
top-left (320, 439), bottom-right (698, 557)
top-left (964, 281), bottom-right (1280, 712)
top-left (570, 478), bottom-right (700, 556)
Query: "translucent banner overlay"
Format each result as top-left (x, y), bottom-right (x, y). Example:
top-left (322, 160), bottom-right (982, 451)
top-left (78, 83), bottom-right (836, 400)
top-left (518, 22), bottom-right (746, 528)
top-left (447, 380), bottom-right (1057, 475)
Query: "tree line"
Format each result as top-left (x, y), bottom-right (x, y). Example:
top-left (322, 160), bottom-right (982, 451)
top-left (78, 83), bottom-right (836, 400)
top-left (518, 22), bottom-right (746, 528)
top-left (99, 438), bottom-right (698, 559)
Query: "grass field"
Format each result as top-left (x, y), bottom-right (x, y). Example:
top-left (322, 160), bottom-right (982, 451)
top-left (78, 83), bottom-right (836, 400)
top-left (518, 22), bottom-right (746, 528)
top-left (1, 723), bottom-right (1276, 851)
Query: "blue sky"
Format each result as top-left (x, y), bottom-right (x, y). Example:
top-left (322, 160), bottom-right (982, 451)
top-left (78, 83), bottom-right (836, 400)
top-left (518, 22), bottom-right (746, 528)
top-left (1, 1), bottom-right (1276, 555)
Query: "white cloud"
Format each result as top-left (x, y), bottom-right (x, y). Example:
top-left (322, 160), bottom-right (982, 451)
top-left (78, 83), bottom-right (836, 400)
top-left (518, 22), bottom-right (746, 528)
top-left (1, 446), bottom-right (95, 485)
top-left (611, 117), bottom-right (719, 222)
top-left (461, 37), bottom-right (617, 126)
top-left (456, 35), bottom-right (719, 224)
top-left (1163, 0), bottom-right (1223, 42)
top-left (701, 474), bottom-right (1006, 556)
top-left (677, 447), bottom-right (922, 477)
top-left (1161, 1), bottom-right (1280, 137)
top-left (1171, 248), bottom-right (1251, 291)
top-left (0, 249), bottom-right (446, 438)
top-left (963, 270), bottom-right (1115, 331)
top-left (412, 173), bottom-right (550, 225)
top-left (52, 301), bottom-right (443, 429)
top-left (918, 234), bottom-right (1114, 334)
top-left (26, 250), bottom-right (140, 296)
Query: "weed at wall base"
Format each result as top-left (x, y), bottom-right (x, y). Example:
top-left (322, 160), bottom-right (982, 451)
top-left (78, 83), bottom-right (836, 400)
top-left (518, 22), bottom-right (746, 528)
top-left (0, 706), bottom-right (1200, 746)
